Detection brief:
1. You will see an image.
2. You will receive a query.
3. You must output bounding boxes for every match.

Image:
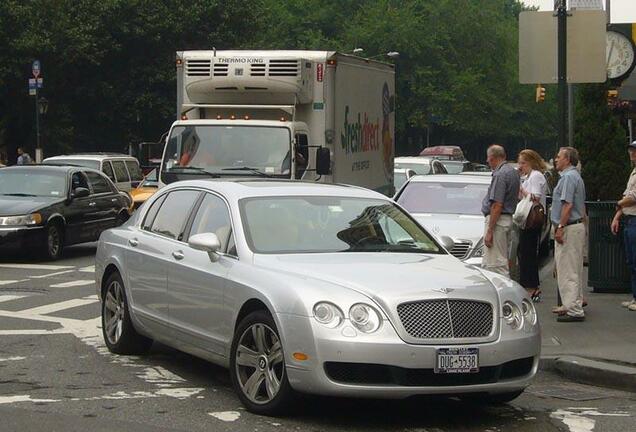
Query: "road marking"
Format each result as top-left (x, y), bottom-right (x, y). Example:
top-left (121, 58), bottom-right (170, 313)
top-left (551, 408), bottom-right (630, 432)
top-left (0, 264), bottom-right (73, 271)
top-left (50, 280), bottom-right (94, 288)
top-left (0, 329), bottom-right (72, 335)
top-left (29, 270), bottom-right (74, 279)
top-left (0, 388), bottom-right (205, 406)
top-left (209, 412), bottom-right (241, 422)
top-left (0, 356), bottom-right (26, 361)
top-left (79, 265), bottom-right (95, 273)
top-left (19, 296), bottom-right (98, 316)
top-left (0, 295), bottom-right (27, 303)
top-left (138, 366), bottom-right (186, 385)
top-left (0, 395), bottom-right (61, 405)
top-left (0, 280), bottom-right (21, 286)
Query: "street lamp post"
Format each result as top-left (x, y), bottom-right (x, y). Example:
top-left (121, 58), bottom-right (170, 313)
top-left (35, 97), bottom-right (48, 163)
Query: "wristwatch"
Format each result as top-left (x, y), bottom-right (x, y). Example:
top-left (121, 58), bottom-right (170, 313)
top-left (557, 224), bottom-right (565, 230)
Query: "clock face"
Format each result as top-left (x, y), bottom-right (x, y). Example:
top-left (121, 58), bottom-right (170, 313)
top-left (607, 31), bottom-right (635, 80)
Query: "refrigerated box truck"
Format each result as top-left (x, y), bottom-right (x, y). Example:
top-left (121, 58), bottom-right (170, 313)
top-left (159, 50), bottom-right (395, 195)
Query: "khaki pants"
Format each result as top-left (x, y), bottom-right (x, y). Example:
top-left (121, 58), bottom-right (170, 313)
top-left (554, 223), bottom-right (586, 317)
top-left (483, 215), bottom-right (512, 277)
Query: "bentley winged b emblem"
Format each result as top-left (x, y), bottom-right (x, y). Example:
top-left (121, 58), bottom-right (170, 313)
top-left (432, 287), bottom-right (454, 295)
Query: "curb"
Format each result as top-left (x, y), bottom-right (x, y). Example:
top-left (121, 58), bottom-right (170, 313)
top-left (539, 355), bottom-right (636, 393)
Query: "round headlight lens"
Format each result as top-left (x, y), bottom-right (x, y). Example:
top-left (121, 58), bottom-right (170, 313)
top-left (502, 301), bottom-right (523, 330)
top-left (521, 299), bottom-right (537, 326)
top-left (313, 302), bottom-right (344, 328)
top-left (349, 303), bottom-right (382, 333)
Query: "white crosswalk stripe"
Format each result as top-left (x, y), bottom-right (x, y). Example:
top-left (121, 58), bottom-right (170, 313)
top-left (0, 295), bottom-right (27, 303)
top-left (19, 296), bottom-right (98, 316)
top-left (50, 280), bottom-right (95, 288)
top-left (0, 264), bottom-right (74, 271)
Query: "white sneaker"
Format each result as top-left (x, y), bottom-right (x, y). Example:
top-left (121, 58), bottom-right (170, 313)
top-left (621, 299), bottom-right (636, 307)
top-left (629, 303), bottom-right (636, 312)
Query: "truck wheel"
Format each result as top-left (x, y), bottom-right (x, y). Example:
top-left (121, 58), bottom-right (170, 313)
top-left (102, 271), bottom-right (152, 355)
top-left (230, 310), bottom-right (296, 416)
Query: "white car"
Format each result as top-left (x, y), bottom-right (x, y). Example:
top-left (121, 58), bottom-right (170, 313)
top-left (95, 179), bottom-right (540, 415)
top-left (395, 174), bottom-right (551, 268)
top-left (394, 157), bottom-right (448, 176)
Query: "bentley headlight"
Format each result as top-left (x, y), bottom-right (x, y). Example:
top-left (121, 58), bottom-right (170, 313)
top-left (0, 213), bottom-right (42, 226)
top-left (502, 300), bottom-right (523, 330)
top-left (470, 239), bottom-right (485, 258)
top-left (313, 302), bottom-right (344, 328)
top-left (521, 299), bottom-right (537, 326)
top-left (349, 303), bottom-right (382, 333)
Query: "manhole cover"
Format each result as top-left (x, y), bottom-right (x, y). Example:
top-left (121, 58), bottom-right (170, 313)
top-left (529, 385), bottom-right (610, 401)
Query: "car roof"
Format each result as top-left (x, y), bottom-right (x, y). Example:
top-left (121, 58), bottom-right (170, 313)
top-left (407, 174), bottom-right (492, 184)
top-left (1, 164), bottom-right (76, 174)
top-left (44, 153), bottom-right (135, 161)
top-left (394, 156), bottom-right (434, 164)
top-left (159, 179), bottom-right (390, 201)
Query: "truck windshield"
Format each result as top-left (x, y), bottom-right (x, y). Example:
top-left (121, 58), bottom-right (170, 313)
top-left (161, 125), bottom-right (291, 184)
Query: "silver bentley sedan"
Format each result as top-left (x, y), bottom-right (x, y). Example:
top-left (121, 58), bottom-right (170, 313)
top-left (95, 179), bottom-right (540, 415)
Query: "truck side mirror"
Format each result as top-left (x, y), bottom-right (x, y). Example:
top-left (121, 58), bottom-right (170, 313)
top-left (316, 147), bottom-right (331, 175)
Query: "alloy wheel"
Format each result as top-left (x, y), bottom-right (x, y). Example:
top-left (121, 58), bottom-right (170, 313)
top-left (103, 280), bottom-right (125, 345)
top-left (235, 323), bottom-right (285, 404)
top-left (48, 226), bottom-right (61, 257)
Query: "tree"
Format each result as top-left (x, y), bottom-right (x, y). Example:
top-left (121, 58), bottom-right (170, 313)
top-left (574, 84), bottom-right (630, 200)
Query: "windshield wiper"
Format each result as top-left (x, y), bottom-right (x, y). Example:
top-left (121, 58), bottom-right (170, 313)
top-left (167, 166), bottom-right (221, 178)
top-left (222, 167), bottom-right (273, 178)
top-left (2, 193), bottom-right (38, 197)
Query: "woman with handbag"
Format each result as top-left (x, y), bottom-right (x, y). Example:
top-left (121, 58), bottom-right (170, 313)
top-left (517, 149), bottom-right (548, 302)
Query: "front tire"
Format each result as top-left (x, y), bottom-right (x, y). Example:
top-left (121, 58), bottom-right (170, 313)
top-left (44, 223), bottom-right (64, 260)
top-left (101, 271), bottom-right (152, 355)
top-left (230, 310), bottom-right (296, 416)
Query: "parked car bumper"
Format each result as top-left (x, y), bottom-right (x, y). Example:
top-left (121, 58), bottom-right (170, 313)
top-left (0, 226), bottom-right (46, 253)
top-left (278, 313), bottom-right (540, 398)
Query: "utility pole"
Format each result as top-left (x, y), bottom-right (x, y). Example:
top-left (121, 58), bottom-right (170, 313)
top-left (556, 0), bottom-right (569, 152)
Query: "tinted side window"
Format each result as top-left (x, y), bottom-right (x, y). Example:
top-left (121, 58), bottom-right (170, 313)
top-left (112, 161), bottom-right (130, 183)
top-left (150, 190), bottom-right (200, 241)
top-left (142, 194), bottom-right (167, 231)
top-left (102, 162), bottom-right (115, 182)
top-left (85, 171), bottom-right (112, 194)
top-left (189, 193), bottom-right (234, 254)
top-left (71, 172), bottom-right (89, 191)
top-left (125, 160), bottom-right (143, 181)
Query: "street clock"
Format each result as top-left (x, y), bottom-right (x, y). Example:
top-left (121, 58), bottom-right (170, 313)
top-left (606, 30), bottom-right (636, 80)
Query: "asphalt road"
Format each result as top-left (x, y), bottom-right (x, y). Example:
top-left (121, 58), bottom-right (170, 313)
top-left (0, 244), bottom-right (634, 432)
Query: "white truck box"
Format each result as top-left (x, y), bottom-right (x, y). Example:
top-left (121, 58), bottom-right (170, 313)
top-left (160, 50), bottom-right (395, 195)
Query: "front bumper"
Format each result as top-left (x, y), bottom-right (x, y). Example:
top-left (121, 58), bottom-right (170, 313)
top-left (278, 313), bottom-right (540, 398)
top-left (0, 226), bottom-right (46, 253)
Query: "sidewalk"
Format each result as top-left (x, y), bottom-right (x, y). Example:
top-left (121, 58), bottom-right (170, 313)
top-left (535, 260), bottom-right (636, 392)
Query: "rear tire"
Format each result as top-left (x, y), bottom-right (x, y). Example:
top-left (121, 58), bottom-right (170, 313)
top-left (230, 310), bottom-right (296, 416)
top-left (101, 271), bottom-right (152, 355)
top-left (44, 222), bottom-right (64, 261)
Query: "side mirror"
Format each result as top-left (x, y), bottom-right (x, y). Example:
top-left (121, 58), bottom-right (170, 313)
top-left (188, 232), bottom-right (221, 261)
top-left (316, 147), bottom-right (331, 175)
top-left (72, 187), bottom-right (90, 199)
top-left (406, 169), bottom-right (416, 179)
top-left (439, 235), bottom-right (455, 252)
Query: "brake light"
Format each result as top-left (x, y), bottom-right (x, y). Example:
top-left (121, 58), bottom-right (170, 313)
top-left (180, 115), bottom-right (187, 120)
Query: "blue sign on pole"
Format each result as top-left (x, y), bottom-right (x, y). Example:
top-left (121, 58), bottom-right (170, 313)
top-left (32, 60), bottom-right (40, 78)
top-left (28, 78), bottom-right (36, 96)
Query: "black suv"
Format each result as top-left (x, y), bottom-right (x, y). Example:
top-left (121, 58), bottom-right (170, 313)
top-left (0, 165), bottom-right (131, 260)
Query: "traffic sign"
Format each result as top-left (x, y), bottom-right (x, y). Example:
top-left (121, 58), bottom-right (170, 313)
top-left (37, 77), bottom-right (43, 88)
top-left (28, 78), bottom-right (36, 95)
top-left (32, 60), bottom-right (40, 78)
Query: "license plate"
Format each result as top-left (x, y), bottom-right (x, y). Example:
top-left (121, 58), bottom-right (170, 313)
top-left (435, 348), bottom-right (479, 373)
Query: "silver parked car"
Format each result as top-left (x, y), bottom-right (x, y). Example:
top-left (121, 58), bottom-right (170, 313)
top-left (96, 180), bottom-right (540, 415)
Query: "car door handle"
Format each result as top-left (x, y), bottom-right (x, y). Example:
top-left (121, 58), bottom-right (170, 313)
top-left (89, 202), bottom-right (97, 207)
top-left (128, 238), bottom-right (138, 247)
top-left (172, 250), bottom-right (184, 260)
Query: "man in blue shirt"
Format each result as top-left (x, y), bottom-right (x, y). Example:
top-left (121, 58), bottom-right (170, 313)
top-left (551, 147), bottom-right (586, 322)
top-left (481, 144), bottom-right (520, 277)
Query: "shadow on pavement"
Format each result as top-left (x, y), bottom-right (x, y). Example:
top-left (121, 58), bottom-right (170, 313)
top-left (0, 242), bottom-right (97, 263)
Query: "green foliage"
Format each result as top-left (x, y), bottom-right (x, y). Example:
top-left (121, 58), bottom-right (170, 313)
top-left (574, 84), bottom-right (631, 200)
top-left (0, 0), bottom-right (603, 166)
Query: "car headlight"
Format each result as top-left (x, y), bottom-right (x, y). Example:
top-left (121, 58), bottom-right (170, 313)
top-left (502, 300), bottom-right (523, 330)
top-left (470, 238), bottom-right (484, 258)
top-left (313, 302), bottom-right (344, 328)
top-left (521, 298), bottom-right (537, 326)
top-left (349, 303), bottom-right (382, 333)
top-left (0, 213), bottom-right (42, 226)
